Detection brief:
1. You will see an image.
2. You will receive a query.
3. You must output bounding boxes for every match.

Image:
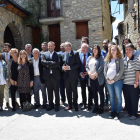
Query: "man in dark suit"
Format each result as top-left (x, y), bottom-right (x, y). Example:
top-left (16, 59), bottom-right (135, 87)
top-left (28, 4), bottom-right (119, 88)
top-left (79, 43), bottom-right (92, 110)
top-left (25, 44), bottom-right (33, 59)
top-left (61, 42), bottom-right (80, 111)
top-left (30, 48), bottom-right (47, 109)
top-left (41, 41), bottom-right (61, 112)
top-left (1, 43), bottom-right (12, 108)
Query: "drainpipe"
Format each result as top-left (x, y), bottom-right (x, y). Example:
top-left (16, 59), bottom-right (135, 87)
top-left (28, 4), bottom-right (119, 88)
top-left (138, 0), bottom-right (140, 33)
top-left (0, 0), bottom-right (7, 7)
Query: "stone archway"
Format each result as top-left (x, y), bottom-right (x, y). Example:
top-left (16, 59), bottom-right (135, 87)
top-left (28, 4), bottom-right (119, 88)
top-left (4, 23), bottom-right (22, 50)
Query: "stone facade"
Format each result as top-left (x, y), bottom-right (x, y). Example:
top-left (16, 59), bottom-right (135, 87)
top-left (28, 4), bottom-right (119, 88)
top-left (40, 0), bottom-right (112, 50)
top-left (0, 1), bottom-right (32, 52)
top-left (117, 0), bottom-right (140, 49)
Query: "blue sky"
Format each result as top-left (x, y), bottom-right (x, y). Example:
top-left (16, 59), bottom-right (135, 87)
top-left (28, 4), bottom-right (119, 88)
top-left (111, 1), bottom-right (124, 41)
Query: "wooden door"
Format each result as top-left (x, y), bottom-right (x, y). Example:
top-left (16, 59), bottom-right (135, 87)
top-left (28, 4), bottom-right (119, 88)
top-left (48, 24), bottom-right (60, 52)
top-left (32, 26), bottom-right (41, 48)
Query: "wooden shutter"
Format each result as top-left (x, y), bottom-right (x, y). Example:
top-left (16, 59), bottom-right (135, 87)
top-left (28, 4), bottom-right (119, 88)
top-left (76, 22), bottom-right (88, 39)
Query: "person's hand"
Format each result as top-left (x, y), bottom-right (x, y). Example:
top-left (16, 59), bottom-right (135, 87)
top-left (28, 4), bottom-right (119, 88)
top-left (10, 79), bottom-right (14, 86)
top-left (30, 81), bottom-right (33, 87)
top-left (107, 79), bottom-right (111, 84)
top-left (134, 83), bottom-right (138, 88)
top-left (53, 61), bottom-right (56, 63)
top-left (63, 65), bottom-right (70, 70)
top-left (80, 72), bottom-right (85, 78)
top-left (84, 72), bottom-right (88, 76)
top-left (15, 81), bottom-right (17, 86)
top-left (110, 80), bottom-right (115, 84)
top-left (93, 72), bottom-right (98, 78)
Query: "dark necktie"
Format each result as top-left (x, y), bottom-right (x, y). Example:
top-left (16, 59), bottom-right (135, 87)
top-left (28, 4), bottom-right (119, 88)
top-left (67, 53), bottom-right (69, 63)
top-left (83, 54), bottom-right (86, 71)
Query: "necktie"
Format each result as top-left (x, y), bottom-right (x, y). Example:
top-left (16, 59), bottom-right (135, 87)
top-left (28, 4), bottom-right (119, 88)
top-left (83, 54), bottom-right (86, 71)
top-left (67, 53), bottom-right (69, 63)
top-left (6, 53), bottom-right (8, 63)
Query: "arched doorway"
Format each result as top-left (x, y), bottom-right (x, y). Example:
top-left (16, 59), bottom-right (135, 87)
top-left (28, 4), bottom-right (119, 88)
top-left (4, 26), bottom-right (15, 48)
top-left (3, 23), bottom-right (22, 50)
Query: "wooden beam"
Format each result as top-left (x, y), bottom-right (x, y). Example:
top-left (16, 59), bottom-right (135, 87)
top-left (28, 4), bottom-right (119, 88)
top-left (72, 19), bottom-right (90, 23)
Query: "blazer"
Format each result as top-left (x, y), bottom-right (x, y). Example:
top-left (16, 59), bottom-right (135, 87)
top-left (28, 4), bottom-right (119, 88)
top-left (30, 57), bottom-right (45, 84)
top-left (86, 55), bottom-right (105, 86)
top-left (104, 57), bottom-right (124, 82)
top-left (79, 52), bottom-right (91, 81)
top-left (60, 50), bottom-right (80, 80)
top-left (41, 51), bottom-right (61, 80)
top-left (1, 53), bottom-right (12, 63)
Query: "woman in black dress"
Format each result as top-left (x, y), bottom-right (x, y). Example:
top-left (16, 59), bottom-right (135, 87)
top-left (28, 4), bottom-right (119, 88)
top-left (17, 50), bottom-right (34, 111)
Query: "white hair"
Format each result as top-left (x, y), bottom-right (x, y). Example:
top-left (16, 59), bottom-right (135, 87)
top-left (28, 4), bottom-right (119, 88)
top-left (81, 43), bottom-right (89, 48)
top-left (25, 44), bottom-right (32, 49)
top-left (32, 48), bottom-right (40, 54)
top-left (65, 42), bottom-right (72, 47)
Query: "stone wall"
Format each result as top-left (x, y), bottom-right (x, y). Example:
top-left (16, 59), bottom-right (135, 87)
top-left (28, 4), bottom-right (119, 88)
top-left (0, 7), bottom-right (32, 51)
top-left (123, 0), bottom-right (140, 49)
top-left (60, 0), bottom-right (103, 50)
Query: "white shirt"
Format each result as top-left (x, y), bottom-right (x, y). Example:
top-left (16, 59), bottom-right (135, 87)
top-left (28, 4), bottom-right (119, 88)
top-left (28, 53), bottom-right (32, 59)
top-left (0, 62), bottom-right (6, 85)
top-left (33, 58), bottom-right (40, 76)
top-left (49, 51), bottom-right (54, 74)
top-left (4, 52), bottom-right (10, 61)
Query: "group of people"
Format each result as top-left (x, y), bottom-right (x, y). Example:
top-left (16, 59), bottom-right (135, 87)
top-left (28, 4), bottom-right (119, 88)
top-left (0, 37), bottom-right (140, 120)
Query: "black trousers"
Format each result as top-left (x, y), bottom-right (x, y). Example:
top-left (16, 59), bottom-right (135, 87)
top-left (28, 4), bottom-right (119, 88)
top-left (80, 79), bottom-right (92, 106)
top-left (10, 85), bottom-right (17, 109)
top-left (19, 93), bottom-right (31, 108)
top-left (45, 75), bottom-right (60, 107)
top-left (65, 77), bottom-right (78, 107)
top-left (90, 79), bottom-right (104, 108)
top-left (123, 84), bottom-right (139, 116)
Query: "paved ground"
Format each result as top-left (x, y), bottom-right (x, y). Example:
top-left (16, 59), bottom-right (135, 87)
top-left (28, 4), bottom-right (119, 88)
top-left (0, 84), bottom-right (140, 140)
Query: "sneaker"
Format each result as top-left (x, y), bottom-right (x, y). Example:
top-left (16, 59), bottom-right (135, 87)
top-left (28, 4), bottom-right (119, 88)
top-left (124, 114), bottom-right (130, 118)
top-left (0, 106), bottom-right (3, 111)
top-left (97, 108), bottom-right (104, 114)
top-left (108, 111), bottom-right (115, 119)
top-left (5, 102), bottom-right (9, 109)
top-left (92, 107), bottom-right (98, 113)
top-left (129, 116), bottom-right (137, 120)
top-left (114, 112), bottom-right (120, 120)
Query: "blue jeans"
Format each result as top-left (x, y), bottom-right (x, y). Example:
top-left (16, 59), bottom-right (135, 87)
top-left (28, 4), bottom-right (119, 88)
top-left (106, 80), bottom-right (123, 113)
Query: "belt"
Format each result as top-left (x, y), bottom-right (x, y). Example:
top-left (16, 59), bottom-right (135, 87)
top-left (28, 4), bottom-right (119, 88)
top-left (35, 75), bottom-right (40, 77)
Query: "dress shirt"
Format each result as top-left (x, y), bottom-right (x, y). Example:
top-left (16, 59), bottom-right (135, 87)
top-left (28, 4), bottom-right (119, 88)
top-left (33, 58), bottom-right (40, 76)
top-left (28, 53), bottom-right (32, 59)
top-left (4, 52), bottom-right (10, 61)
top-left (0, 61), bottom-right (6, 85)
top-left (49, 51), bottom-right (54, 74)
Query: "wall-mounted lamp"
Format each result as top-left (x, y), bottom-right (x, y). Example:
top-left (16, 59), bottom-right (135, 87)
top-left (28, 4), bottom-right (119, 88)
top-left (130, 9), bottom-right (136, 19)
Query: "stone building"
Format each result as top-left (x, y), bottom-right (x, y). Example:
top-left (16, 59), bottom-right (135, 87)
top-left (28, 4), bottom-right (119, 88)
top-left (115, 0), bottom-right (140, 49)
top-left (0, 0), bottom-right (33, 51)
top-left (0, 0), bottom-right (114, 51)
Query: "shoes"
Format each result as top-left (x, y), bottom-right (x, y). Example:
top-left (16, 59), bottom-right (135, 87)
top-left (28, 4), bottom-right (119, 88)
top-left (124, 114), bottom-right (130, 118)
top-left (12, 108), bottom-right (16, 112)
top-left (34, 105), bottom-right (40, 109)
top-left (15, 102), bottom-right (19, 108)
top-left (42, 105), bottom-right (46, 109)
top-left (46, 105), bottom-right (54, 111)
top-left (55, 107), bottom-right (59, 112)
top-left (0, 106), bottom-right (3, 111)
top-left (65, 106), bottom-right (72, 111)
top-left (87, 106), bottom-right (92, 111)
top-left (74, 106), bottom-right (79, 111)
top-left (91, 102), bottom-right (94, 106)
top-left (5, 102), bottom-right (9, 109)
top-left (114, 112), bottom-right (120, 120)
top-left (108, 111), bottom-right (115, 119)
top-left (92, 107), bottom-right (98, 113)
top-left (97, 108), bottom-right (104, 114)
top-left (130, 116), bottom-right (137, 120)
top-left (60, 100), bottom-right (64, 105)
top-left (79, 102), bottom-right (83, 106)
top-left (80, 105), bottom-right (86, 110)
top-left (123, 106), bottom-right (127, 111)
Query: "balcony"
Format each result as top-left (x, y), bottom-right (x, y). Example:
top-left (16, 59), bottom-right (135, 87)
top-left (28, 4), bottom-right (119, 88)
top-left (39, 0), bottom-right (64, 24)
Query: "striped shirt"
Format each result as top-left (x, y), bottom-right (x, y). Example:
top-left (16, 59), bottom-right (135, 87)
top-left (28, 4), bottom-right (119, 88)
top-left (123, 55), bottom-right (140, 85)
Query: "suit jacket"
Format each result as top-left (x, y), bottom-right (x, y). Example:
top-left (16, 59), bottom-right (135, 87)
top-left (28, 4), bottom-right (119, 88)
top-left (1, 53), bottom-right (12, 63)
top-left (30, 57), bottom-right (45, 84)
top-left (61, 50), bottom-right (80, 80)
top-left (41, 51), bottom-right (61, 80)
top-left (79, 52), bottom-right (91, 81)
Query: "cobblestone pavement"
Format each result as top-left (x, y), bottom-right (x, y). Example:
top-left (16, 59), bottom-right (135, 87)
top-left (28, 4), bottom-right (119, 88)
top-left (0, 84), bottom-right (140, 140)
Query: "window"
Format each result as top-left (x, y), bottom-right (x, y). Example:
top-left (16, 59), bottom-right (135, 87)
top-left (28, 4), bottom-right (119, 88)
top-left (76, 22), bottom-right (88, 39)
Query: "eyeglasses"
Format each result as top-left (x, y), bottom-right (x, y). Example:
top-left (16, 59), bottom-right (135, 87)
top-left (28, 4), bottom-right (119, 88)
top-left (11, 52), bottom-right (17, 54)
top-left (20, 53), bottom-right (26, 55)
